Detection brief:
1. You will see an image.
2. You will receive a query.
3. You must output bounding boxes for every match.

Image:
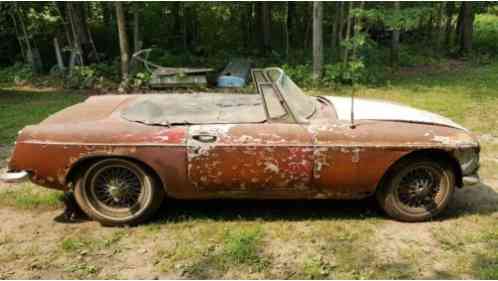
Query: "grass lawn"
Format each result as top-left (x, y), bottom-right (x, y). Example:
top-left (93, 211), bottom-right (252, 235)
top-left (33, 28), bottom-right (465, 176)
top-left (0, 87), bottom-right (85, 144)
top-left (0, 62), bottom-right (497, 279)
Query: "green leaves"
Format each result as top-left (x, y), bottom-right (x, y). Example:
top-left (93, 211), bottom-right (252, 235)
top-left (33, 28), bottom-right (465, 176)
top-left (323, 60), bottom-right (366, 85)
top-left (382, 6), bottom-right (434, 31)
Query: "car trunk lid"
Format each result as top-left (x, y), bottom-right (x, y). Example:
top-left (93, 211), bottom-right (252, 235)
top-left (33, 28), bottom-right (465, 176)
top-left (39, 95), bottom-right (135, 125)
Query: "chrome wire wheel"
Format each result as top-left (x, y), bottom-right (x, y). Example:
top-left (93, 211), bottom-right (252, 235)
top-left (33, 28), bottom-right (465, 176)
top-left (90, 165), bottom-right (143, 209)
top-left (75, 158), bottom-right (164, 226)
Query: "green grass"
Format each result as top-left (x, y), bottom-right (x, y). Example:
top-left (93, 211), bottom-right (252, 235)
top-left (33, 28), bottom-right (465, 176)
top-left (0, 88), bottom-right (85, 144)
top-left (479, 255), bottom-right (498, 280)
top-left (222, 227), bottom-right (267, 267)
top-left (63, 262), bottom-right (99, 278)
top-left (61, 230), bottom-right (126, 253)
top-left (473, 226), bottom-right (498, 279)
top-left (0, 183), bottom-right (64, 209)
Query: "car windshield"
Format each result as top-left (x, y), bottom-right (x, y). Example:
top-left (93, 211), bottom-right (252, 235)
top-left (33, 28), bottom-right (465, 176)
top-left (266, 69), bottom-right (315, 119)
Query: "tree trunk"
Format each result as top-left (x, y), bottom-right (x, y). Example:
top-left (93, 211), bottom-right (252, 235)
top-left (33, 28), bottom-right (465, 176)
top-left (425, 4), bottom-right (435, 42)
top-left (261, 2), bottom-right (271, 55)
top-left (241, 3), bottom-right (251, 49)
top-left (66, 2), bottom-right (94, 63)
top-left (255, 2), bottom-right (263, 52)
top-left (102, 2), bottom-right (116, 56)
top-left (305, 3), bottom-right (313, 49)
top-left (66, 2), bottom-right (84, 65)
top-left (287, 2), bottom-right (295, 50)
top-left (312, 1), bottom-right (323, 80)
top-left (54, 2), bottom-right (73, 48)
top-left (436, 2), bottom-right (446, 50)
top-left (455, 3), bottom-right (463, 46)
top-left (16, 6), bottom-right (34, 68)
top-left (352, 2), bottom-right (365, 60)
top-left (331, 2), bottom-right (340, 53)
top-left (54, 37), bottom-right (65, 71)
top-left (172, 2), bottom-right (181, 44)
top-left (115, 2), bottom-right (130, 84)
top-left (342, 2), bottom-right (352, 65)
top-left (391, 1), bottom-right (401, 69)
top-left (182, 3), bottom-right (187, 50)
top-left (133, 4), bottom-right (142, 53)
top-left (192, 5), bottom-right (200, 47)
top-left (85, 13), bottom-right (99, 62)
top-left (284, 2), bottom-right (289, 58)
top-left (9, 12), bottom-right (26, 62)
top-left (444, 1), bottom-right (455, 49)
top-left (337, 2), bottom-right (345, 61)
top-left (459, 2), bottom-right (474, 55)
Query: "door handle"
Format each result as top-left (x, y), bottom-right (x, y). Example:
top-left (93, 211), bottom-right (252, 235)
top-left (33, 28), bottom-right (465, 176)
top-left (192, 134), bottom-right (217, 143)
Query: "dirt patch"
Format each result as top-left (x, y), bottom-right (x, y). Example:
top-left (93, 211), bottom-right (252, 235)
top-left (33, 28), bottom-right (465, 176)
top-left (0, 206), bottom-right (179, 279)
top-left (371, 178), bottom-right (498, 279)
top-left (480, 134), bottom-right (498, 144)
top-left (372, 220), bottom-right (457, 279)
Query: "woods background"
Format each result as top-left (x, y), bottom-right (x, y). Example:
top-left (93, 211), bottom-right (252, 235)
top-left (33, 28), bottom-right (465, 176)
top-left (0, 2), bottom-right (497, 89)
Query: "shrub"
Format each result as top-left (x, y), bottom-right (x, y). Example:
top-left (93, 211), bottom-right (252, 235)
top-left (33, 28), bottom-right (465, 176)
top-left (131, 71), bottom-right (151, 88)
top-left (64, 63), bottom-right (119, 89)
top-left (0, 63), bottom-right (33, 85)
top-left (281, 64), bottom-right (314, 87)
top-left (474, 14), bottom-right (498, 57)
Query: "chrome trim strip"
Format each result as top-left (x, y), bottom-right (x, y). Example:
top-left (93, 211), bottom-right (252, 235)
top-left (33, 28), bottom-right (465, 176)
top-left (463, 174), bottom-right (480, 186)
top-left (0, 170), bottom-right (29, 183)
top-left (17, 140), bottom-right (476, 149)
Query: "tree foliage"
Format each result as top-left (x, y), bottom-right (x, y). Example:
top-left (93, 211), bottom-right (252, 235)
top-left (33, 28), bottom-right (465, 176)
top-left (0, 1), bottom-right (496, 87)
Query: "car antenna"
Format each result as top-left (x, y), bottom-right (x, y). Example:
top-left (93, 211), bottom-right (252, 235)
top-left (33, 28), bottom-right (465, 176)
top-left (350, 83), bottom-right (356, 129)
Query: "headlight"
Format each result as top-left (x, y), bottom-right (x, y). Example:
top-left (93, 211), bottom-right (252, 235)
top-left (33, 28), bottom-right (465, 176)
top-left (455, 147), bottom-right (480, 175)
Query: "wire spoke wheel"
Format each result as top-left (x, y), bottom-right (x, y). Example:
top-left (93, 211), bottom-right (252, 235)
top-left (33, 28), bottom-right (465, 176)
top-left (91, 166), bottom-right (143, 209)
top-left (74, 158), bottom-right (164, 226)
top-left (377, 158), bottom-right (455, 222)
top-left (396, 167), bottom-right (442, 210)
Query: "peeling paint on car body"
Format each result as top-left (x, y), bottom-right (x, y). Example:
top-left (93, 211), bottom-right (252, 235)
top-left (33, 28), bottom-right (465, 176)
top-left (6, 68), bottom-right (480, 200)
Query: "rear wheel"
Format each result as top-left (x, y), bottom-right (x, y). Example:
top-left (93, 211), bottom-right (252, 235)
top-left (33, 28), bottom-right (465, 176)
top-left (74, 158), bottom-right (164, 226)
top-left (376, 157), bottom-right (455, 222)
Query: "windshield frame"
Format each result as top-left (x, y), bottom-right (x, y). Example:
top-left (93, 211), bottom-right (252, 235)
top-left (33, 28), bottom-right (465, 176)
top-left (252, 67), bottom-right (316, 124)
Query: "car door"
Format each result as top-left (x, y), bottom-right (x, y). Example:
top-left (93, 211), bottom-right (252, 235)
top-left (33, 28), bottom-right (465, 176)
top-left (308, 120), bottom-right (409, 198)
top-left (187, 123), bottom-right (314, 192)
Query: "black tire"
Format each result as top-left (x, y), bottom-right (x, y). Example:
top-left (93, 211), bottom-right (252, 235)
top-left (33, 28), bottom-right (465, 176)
top-left (74, 158), bottom-right (164, 226)
top-left (376, 157), bottom-right (455, 222)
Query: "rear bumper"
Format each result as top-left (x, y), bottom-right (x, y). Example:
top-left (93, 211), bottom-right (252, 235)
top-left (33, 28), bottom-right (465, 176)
top-left (0, 170), bottom-right (29, 184)
top-left (463, 173), bottom-right (480, 186)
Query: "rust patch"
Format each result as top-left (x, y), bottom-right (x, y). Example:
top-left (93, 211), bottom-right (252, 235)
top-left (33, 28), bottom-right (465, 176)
top-left (187, 124), bottom-right (314, 191)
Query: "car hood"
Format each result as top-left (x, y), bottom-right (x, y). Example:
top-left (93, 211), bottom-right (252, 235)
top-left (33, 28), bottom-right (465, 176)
top-left (323, 96), bottom-right (467, 131)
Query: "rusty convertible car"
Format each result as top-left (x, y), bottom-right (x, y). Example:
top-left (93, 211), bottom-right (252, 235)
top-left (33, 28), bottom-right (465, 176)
top-left (1, 68), bottom-right (480, 225)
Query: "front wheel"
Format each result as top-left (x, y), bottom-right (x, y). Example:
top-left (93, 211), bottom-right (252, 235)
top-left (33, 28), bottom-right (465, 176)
top-left (376, 157), bottom-right (455, 222)
top-left (74, 158), bottom-right (164, 226)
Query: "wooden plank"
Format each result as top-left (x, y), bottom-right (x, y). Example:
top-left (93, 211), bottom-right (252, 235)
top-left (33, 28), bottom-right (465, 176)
top-left (154, 67), bottom-right (213, 76)
top-left (150, 74), bottom-right (208, 88)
